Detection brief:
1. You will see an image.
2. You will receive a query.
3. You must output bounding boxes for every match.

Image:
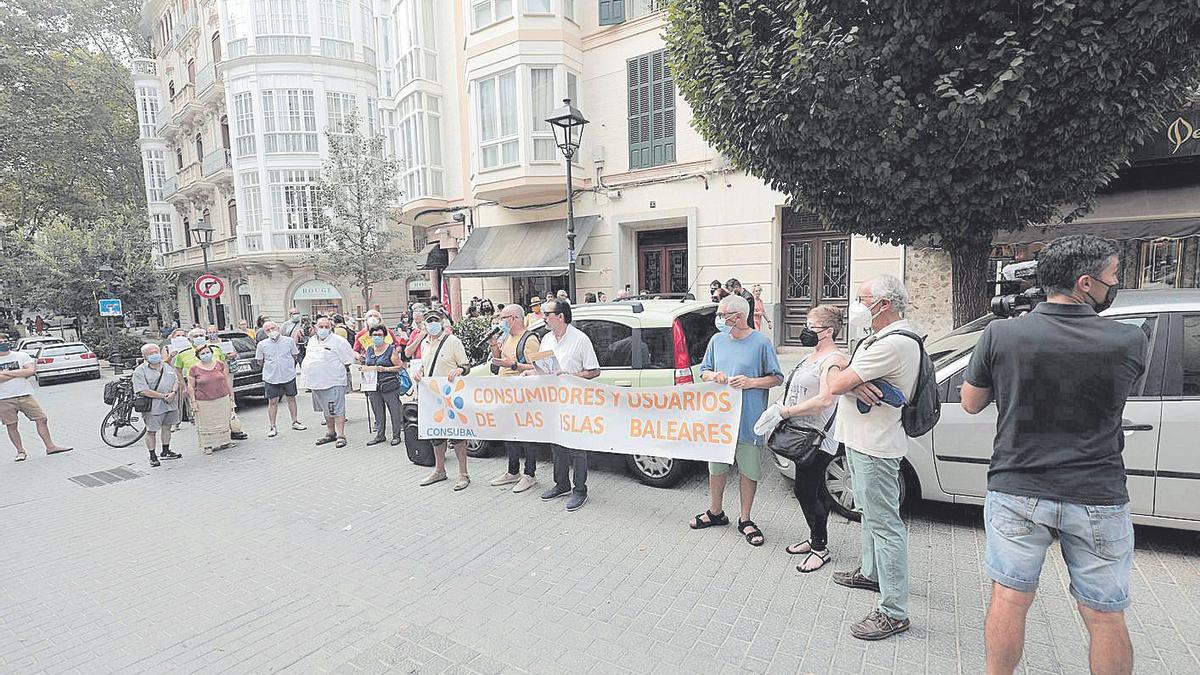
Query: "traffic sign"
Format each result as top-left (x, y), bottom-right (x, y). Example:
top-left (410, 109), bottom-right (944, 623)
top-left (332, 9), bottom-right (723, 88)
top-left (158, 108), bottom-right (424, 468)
top-left (195, 274), bottom-right (225, 299)
top-left (98, 298), bottom-right (123, 317)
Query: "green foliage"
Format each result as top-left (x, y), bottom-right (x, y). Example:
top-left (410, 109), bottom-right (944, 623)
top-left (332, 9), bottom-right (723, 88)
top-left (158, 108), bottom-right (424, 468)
top-left (81, 327), bottom-right (148, 360)
top-left (666, 0), bottom-right (1200, 324)
top-left (452, 316), bottom-right (494, 364)
top-left (312, 115), bottom-right (416, 310)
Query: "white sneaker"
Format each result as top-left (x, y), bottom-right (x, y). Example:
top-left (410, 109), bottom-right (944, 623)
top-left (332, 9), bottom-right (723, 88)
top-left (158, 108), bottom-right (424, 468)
top-left (291, 421), bottom-right (308, 431)
top-left (490, 472), bottom-right (521, 487)
top-left (513, 475), bottom-right (538, 493)
top-left (267, 427), bottom-right (278, 437)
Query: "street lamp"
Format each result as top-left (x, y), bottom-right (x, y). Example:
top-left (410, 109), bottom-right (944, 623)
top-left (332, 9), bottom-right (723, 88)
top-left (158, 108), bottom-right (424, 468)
top-left (545, 98), bottom-right (588, 304)
top-left (191, 219), bottom-right (216, 327)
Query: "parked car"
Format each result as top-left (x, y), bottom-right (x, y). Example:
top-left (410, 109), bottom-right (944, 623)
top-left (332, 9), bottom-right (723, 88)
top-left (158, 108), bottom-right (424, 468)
top-left (214, 331), bottom-right (265, 399)
top-left (465, 297), bottom-right (720, 487)
top-left (775, 288), bottom-right (1200, 533)
top-left (33, 342), bottom-right (101, 385)
top-left (17, 336), bottom-right (65, 357)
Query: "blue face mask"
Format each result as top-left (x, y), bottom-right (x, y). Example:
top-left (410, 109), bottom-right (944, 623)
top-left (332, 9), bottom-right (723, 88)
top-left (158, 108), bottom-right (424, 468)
top-left (147, 353), bottom-right (163, 365)
top-left (425, 321), bottom-right (443, 336)
top-left (371, 335), bottom-right (385, 346)
top-left (0, 343), bottom-right (11, 353)
top-left (317, 328), bottom-right (331, 339)
top-left (198, 352), bottom-right (214, 363)
top-left (191, 336), bottom-right (207, 346)
top-left (498, 319), bottom-right (512, 337)
top-left (715, 317), bottom-right (732, 334)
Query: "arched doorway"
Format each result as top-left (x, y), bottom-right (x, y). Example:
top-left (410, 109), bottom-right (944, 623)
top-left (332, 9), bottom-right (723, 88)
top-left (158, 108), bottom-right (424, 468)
top-left (291, 279), bottom-right (344, 319)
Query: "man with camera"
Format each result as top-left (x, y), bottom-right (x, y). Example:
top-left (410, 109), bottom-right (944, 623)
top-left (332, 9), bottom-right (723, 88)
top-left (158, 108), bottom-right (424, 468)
top-left (961, 235), bottom-right (1146, 675)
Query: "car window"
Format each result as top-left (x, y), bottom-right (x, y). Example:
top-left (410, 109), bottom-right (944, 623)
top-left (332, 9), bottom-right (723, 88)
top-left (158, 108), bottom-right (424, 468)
top-left (641, 329), bottom-right (674, 369)
top-left (573, 319), bottom-right (635, 368)
top-left (1182, 314), bottom-right (1200, 396)
top-left (229, 337), bottom-right (256, 354)
top-left (677, 308), bottom-right (718, 364)
top-left (42, 345), bottom-right (89, 357)
top-left (925, 315), bottom-right (999, 370)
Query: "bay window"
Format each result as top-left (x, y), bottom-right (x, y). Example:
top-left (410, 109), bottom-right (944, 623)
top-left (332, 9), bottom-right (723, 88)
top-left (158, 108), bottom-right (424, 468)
top-left (472, 0), bottom-right (512, 30)
top-left (325, 91), bottom-right (356, 134)
top-left (144, 150), bottom-right (167, 202)
top-left (261, 89), bottom-right (318, 153)
top-left (395, 0), bottom-right (438, 88)
top-left (477, 71), bottom-right (518, 169)
top-left (397, 92), bottom-right (444, 199)
top-left (269, 169), bottom-right (323, 249)
top-left (151, 213), bottom-right (174, 254)
top-left (254, 0), bottom-right (310, 54)
top-left (137, 87), bottom-right (160, 138)
top-left (529, 68), bottom-right (557, 161)
top-left (233, 92), bottom-right (256, 157)
top-left (526, 0), bottom-right (552, 13)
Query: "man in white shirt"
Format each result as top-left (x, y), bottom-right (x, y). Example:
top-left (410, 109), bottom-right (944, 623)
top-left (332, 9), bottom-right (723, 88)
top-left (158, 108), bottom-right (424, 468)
top-left (301, 317), bottom-right (359, 448)
top-left (0, 333), bottom-right (72, 461)
top-left (535, 300), bottom-right (601, 511)
top-left (255, 320), bottom-right (307, 438)
top-left (827, 275), bottom-right (921, 641)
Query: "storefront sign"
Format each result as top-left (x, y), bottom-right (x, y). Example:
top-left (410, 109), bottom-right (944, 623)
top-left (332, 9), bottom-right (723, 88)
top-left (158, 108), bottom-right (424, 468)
top-left (417, 376), bottom-right (742, 463)
top-left (293, 280), bottom-right (342, 300)
top-left (408, 278), bottom-right (431, 291)
top-left (1133, 110), bottom-right (1200, 162)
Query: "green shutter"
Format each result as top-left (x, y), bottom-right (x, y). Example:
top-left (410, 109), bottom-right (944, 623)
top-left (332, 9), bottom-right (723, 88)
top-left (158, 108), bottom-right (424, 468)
top-left (628, 50), bottom-right (675, 170)
top-left (599, 0), bottom-right (626, 26)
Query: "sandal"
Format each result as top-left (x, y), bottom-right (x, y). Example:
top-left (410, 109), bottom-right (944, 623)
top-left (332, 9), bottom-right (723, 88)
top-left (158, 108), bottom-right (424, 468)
top-left (453, 475), bottom-right (471, 491)
top-left (737, 519), bottom-right (765, 547)
top-left (14, 451), bottom-right (26, 462)
top-left (689, 510), bottom-right (729, 529)
top-left (314, 434), bottom-right (337, 446)
top-left (797, 549), bottom-right (832, 573)
top-left (786, 540), bottom-right (812, 555)
top-left (335, 436), bottom-right (347, 448)
top-left (420, 471), bottom-right (447, 487)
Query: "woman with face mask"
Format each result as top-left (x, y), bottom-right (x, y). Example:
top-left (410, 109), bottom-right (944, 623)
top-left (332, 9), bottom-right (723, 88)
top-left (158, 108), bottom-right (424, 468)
top-left (363, 325), bottom-right (408, 446)
top-left (772, 304), bottom-right (849, 573)
top-left (185, 344), bottom-right (234, 455)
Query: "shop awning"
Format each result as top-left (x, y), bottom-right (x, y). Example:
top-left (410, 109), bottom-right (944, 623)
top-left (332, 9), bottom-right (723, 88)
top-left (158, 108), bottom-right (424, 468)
top-left (442, 216), bottom-right (600, 278)
top-left (993, 184), bottom-right (1200, 244)
top-left (415, 243), bottom-right (448, 270)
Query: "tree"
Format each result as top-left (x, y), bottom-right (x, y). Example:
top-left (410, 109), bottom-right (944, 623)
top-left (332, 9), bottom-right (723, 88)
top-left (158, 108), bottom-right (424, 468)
top-left (667, 0), bottom-right (1200, 325)
top-left (312, 115), bottom-right (416, 311)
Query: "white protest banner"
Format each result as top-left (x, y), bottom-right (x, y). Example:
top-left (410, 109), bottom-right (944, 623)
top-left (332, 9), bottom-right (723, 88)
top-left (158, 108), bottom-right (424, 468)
top-left (417, 375), bottom-right (742, 463)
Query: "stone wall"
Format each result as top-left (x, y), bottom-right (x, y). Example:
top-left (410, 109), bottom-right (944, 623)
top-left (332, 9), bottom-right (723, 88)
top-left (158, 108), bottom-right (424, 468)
top-left (904, 247), bottom-right (955, 340)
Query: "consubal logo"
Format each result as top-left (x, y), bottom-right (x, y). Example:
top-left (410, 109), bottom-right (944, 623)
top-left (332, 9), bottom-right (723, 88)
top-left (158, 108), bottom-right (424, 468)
top-left (427, 378), bottom-right (468, 424)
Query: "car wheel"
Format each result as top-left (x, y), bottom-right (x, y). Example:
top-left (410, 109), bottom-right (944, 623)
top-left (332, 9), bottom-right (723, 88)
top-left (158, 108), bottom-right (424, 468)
top-left (465, 438), bottom-right (495, 458)
top-left (821, 451), bottom-right (911, 522)
top-left (625, 454), bottom-right (691, 488)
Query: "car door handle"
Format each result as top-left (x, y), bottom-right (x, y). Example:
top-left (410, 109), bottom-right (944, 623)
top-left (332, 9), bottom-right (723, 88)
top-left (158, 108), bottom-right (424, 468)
top-left (1120, 422), bottom-right (1154, 432)
top-left (613, 380), bottom-right (633, 387)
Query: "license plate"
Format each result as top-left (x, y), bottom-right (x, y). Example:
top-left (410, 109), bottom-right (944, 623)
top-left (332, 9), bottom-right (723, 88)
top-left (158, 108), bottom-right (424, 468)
top-left (235, 363), bottom-right (252, 373)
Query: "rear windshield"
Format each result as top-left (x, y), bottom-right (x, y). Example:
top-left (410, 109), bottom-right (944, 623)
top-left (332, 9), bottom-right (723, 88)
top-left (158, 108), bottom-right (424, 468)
top-left (42, 345), bottom-right (89, 356)
top-left (25, 339), bottom-right (62, 348)
top-left (225, 337), bottom-right (256, 355)
top-left (641, 307), bottom-right (719, 369)
top-left (925, 315), bottom-right (1000, 370)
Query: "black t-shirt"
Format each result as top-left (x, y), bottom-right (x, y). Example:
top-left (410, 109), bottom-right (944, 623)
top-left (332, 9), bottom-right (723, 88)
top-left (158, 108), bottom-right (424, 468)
top-left (964, 302), bottom-right (1147, 505)
top-left (738, 289), bottom-right (756, 329)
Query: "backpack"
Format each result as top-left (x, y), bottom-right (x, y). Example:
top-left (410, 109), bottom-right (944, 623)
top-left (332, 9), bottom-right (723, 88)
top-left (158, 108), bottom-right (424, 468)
top-left (884, 330), bottom-right (941, 437)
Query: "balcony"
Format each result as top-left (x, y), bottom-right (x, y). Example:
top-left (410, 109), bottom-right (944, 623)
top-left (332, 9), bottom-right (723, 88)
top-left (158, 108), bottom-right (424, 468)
top-left (195, 63), bottom-right (220, 102)
top-left (202, 148), bottom-right (232, 182)
top-left (155, 99), bottom-right (176, 134)
top-left (173, 10), bottom-right (198, 44)
top-left (272, 229), bottom-right (325, 251)
top-left (132, 58), bottom-right (157, 76)
top-left (171, 83), bottom-right (203, 127)
top-left (177, 162), bottom-right (207, 198)
top-left (227, 38), bottom-right (248, 59)
top-left (163, 176), bottom-right (178, 200)
top-left (160, 237), bottom-right (239, 271)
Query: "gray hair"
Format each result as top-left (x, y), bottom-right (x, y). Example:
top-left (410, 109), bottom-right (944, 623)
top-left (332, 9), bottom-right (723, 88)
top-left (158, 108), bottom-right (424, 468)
top-left (411, 304), bottom-right (427, 317)
top-left (867, 274), bottom-right (909, 315)
top-left (501, 304), bottom-right (526, 320)
top-left (187, 327), bottom-right (205, 338)
top-left (315, 316), bottom-right (333, 327)
top-left (140, 343), bottom-right (159, 356)
top-left (718, 294), bottom-right (751, 320)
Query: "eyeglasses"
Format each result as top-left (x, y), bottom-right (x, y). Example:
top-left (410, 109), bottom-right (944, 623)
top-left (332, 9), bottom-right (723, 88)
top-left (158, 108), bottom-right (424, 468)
top-left (805, 325), bottom-right (831, 332)
top-left (717, 311), bottom-right (740, 319)
top-left (855, 296), bottom-right (878, 305)
top-left (543, 310), bottom-right (562, 316)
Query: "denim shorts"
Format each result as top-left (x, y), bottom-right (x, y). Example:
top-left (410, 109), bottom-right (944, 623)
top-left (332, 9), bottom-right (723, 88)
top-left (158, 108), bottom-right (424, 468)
top-left (984, 490), bottom-right (1134, 612)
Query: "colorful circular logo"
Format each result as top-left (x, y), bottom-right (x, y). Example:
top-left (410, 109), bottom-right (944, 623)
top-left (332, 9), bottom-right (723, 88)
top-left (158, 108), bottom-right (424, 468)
top-left (428, 379), bottom-right (468, 424)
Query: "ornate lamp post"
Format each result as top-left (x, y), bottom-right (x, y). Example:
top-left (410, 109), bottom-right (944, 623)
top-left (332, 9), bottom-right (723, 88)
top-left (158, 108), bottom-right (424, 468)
top-left (545, 98), bottom-right (589, 303)
top-left (191, 219), bottom-right (216, 326)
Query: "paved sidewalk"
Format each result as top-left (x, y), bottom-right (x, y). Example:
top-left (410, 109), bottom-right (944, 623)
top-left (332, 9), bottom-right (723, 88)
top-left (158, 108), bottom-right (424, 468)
top-left (1, 377), bottom-right (1198, 674)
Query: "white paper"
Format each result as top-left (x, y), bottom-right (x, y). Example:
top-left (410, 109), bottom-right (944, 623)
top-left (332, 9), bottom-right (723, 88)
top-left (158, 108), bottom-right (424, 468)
top-left (170, 337), bottom-right (191, 353)
top-left (410, 359), bottom-right (423, 378)
top-left (533, 354), bottom-right (561, 375)
top-left (360, 368), bottom-right (378, 392)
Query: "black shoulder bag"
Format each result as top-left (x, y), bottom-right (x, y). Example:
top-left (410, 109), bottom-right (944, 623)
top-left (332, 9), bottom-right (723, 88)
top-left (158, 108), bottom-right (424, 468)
top-left (766, 357), bottom-right (837, 467)
top-left (132, 368), bottom-right (165, 414)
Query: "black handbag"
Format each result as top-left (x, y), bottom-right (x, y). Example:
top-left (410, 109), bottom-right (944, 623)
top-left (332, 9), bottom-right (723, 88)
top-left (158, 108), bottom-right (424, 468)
top-left (132, 369), bottom-right (164, 413)
top-left (766, 359), bottom-right (837, 466)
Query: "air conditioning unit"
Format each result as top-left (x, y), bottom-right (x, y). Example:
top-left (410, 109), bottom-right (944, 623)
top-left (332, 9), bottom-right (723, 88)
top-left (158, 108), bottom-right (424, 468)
top-left (592, 145), bottom-right (606, 166)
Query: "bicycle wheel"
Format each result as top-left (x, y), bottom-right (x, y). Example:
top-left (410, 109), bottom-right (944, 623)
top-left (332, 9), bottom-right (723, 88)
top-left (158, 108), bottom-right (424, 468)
top-left (101, 405), bottom-right (147, 448)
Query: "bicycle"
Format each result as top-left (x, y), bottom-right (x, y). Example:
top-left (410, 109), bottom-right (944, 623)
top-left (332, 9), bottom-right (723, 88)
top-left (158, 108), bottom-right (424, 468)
top-left (101, 375), bottom-right (147, 448)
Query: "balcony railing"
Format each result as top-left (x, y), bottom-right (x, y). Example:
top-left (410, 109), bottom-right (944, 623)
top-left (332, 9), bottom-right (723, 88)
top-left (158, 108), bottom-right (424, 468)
top-left (320, 38), bottom-right (354, 60)
top-left (172, 82), bottom-right (195, 109)
top-left (228, 38), bottom-right (248, 58)
top-left (178, 162), bottom-right (202, 188)
top-left (163, 176), bottom-right (178, 199)
top-left (155, 100), bottom-right (175, 131)
top-left (255, 36), bottom-right (311, 56)
top-left (160, 237), bottom-right (238, 269)
top-left (202, 148), bottom-right (232, 176)
top-left (195, 63), bottom-right (216, 95)
top-left (273, 229), bottom-right (325, 251)
top-left (132, 58), bottom-right (157, 75)
top-left (173, 10), bottom-right (198, 42)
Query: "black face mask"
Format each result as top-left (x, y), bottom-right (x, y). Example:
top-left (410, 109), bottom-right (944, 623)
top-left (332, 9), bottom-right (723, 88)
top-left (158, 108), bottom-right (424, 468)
top-left (1090, 278), bottom-right (1119, 313)
top-left (799, 327), bottom-right (820, 347)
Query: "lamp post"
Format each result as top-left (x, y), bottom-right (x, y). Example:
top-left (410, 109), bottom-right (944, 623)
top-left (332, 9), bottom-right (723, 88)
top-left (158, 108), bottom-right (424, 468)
top-left (191, 219), bottom-right (216, 327)
top-left (545, 98), bottom-right (589, 304)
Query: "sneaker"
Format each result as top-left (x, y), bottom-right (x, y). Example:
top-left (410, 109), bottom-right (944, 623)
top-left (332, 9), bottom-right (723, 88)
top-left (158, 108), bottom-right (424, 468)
top-left (850, 609), bottom-right (910, 641)
top-left (489, 472), bottom-right (521, 487)
top-left (230, 431), bottom-right (249, 440)
top-left (833, 567), bottom-right (881, 592)
top-left (566, 492), bottom-right (588, 512)
top-left (541, 485), bottom-right (571, 501)
top-left (512, 475), bottom-right (538, 493)
top-left (291, 421), bottom-right (307, 431)
top-left (159, 450), bottom-right (182, 460)
top-left (267, 427), bottom-right (278, 438)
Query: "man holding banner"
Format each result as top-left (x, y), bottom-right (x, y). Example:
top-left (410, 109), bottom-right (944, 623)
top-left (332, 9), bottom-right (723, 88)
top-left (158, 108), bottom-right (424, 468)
top-left (535, 300), bottom-right (601, 512)
top-left (487, 304), bottom-right (542, 494)
top-left (691, 294), bottom-right (783, 546)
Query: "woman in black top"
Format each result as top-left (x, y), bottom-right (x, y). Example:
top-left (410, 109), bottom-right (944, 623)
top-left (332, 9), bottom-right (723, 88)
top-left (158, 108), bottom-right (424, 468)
top-left (363, 324), bottom-right (407, 445)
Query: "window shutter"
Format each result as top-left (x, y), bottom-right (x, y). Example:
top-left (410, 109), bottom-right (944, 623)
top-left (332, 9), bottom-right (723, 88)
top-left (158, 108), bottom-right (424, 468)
top-left (599, 0), bottom-right (625, 26)
top-left (649, 50), bottom-right (676, 167)
top-left (627, 54), bottom-right (651, 169)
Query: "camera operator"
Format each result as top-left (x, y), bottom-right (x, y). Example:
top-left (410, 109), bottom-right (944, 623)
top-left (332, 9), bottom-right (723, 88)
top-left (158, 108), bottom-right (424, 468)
top-left (960, 234), bottom-right (1146, 675)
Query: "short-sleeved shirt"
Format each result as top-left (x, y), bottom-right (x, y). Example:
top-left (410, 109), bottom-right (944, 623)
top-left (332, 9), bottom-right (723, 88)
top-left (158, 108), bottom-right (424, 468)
top-left (419, 335), bottom-right (471, 377)
top-left (132, 363), bottom-right (179, 414)
top-left (301, 334), bottom-right (357, 390)
top-left (255, 336), bottom-right (299, 384)
top-left (964, 302), bottom-right (1147, 505)
top-left (833, 320), bottom-right (921, 459)
top-left (540, 325), bottom-right (600, 374)
top-left (497, 331), bottom-right (541, 377)
top-left (0, 351), bottom-right (35, 399)
top-left (406, 328), bottom-right (424, 358)
top-left (701, 330), bottom-right (784, 445)
top-left (172, 345), bottom-right (226, 378)
top-left (354, 327), bottom-right (403, 353)
top-left (189, 361), bottom-right (230, 401)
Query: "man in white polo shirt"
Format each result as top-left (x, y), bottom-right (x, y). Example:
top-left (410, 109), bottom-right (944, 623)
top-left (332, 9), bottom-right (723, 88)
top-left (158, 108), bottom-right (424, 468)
top-left (535, 300), bottom-right (600, 511)
top-left (255, 320), bottom-right (307, 437)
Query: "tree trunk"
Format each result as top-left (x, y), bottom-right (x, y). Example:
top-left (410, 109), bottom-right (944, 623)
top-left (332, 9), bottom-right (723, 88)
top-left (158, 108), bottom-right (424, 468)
top-left (361, 286), bottom-right (372, 316)
top-left (948, 239), bottom-right (991, 328)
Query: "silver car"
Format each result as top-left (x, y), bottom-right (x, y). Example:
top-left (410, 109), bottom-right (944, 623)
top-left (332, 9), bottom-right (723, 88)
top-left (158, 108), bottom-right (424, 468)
top-left (775, 289), bottom-right (1200, 533)
top-left (34, 342), bottom-right (102, 385)
top-left (17, 336), bottom-right (65, 357)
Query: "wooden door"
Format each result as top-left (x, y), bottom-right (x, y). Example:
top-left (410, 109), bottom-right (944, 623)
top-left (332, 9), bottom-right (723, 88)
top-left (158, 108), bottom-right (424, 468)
top-left (637, 228), bottom-right (688, 295)
top-left (780, 212), bottom-right (850, 345)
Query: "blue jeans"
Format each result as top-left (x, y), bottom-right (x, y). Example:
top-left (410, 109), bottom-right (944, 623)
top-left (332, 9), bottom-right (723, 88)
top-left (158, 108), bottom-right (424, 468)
top-left (984, 490), bottom-right (1134, 612)
top-left (848, 447), bottom-right (908, 620)
top-left (552, 444), bottom-right (587, 496)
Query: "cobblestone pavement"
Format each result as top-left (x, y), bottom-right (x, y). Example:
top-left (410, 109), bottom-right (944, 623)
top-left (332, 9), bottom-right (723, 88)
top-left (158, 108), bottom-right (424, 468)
top-left (2, 375), bottom-right (1199, 674)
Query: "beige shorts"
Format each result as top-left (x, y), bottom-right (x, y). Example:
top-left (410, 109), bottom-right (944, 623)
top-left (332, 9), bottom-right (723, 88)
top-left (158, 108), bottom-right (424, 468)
top-left (0, 395), bottom-right (47, 425)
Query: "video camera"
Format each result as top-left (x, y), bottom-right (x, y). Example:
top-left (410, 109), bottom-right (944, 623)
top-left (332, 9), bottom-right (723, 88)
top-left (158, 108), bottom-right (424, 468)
top-left (990, 260), bottom-right (1047, 318)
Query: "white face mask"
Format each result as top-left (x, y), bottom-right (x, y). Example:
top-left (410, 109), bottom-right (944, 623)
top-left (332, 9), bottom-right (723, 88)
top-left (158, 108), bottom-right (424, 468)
top-left (267, 330), bottom-right (280, 340)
